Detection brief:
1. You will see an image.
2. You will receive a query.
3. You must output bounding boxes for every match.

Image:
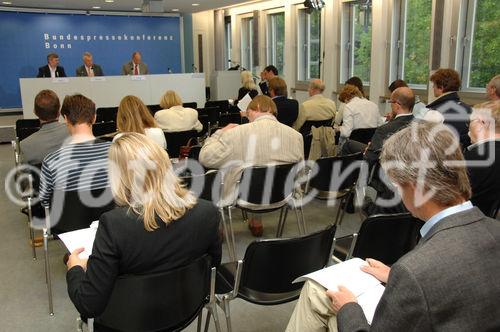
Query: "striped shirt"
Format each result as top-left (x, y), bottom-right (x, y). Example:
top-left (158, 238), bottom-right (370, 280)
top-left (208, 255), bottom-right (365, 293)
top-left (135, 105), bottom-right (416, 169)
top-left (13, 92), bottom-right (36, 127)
top-left (39, 139), bottom-right (111, 207)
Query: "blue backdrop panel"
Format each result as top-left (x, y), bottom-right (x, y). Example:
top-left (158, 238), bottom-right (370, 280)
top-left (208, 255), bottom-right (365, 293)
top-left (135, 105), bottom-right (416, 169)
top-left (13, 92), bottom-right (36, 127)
top-left (0, 11), bottom-right (181, 108)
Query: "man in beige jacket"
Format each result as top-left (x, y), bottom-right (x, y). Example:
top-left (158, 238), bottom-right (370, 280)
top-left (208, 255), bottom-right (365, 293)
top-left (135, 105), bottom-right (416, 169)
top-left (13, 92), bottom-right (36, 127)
top-left (199, 95), bottom-right (304, 236)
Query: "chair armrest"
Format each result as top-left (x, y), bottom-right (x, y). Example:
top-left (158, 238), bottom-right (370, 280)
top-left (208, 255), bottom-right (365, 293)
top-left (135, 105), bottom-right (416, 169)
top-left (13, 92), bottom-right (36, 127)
top-left (230, 260), bottom-right (243, 299)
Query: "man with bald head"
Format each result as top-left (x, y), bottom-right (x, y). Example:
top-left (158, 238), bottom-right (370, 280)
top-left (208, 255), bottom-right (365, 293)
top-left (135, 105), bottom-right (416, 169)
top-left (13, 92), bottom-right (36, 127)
top-left (293, 79), bottom-right (337, 131)
top-left (121, 51), bottom-right (149, 75)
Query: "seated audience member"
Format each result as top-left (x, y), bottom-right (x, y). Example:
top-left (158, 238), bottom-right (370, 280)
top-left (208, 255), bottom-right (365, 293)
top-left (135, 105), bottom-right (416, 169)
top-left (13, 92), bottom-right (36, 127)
top-left (37, 53), bottom-right (66, 78)
top-left (66, 133), bottom-right (221, 325)
top-left (121, 51), bottom-right (148, 75)
top-left (387, 79), bottom-right (427, 119)
top-left (199, 95), bottom-right (304, 237)
top-left (20, 89), bottom-right (69, 165)
top-left (335, 76), bottom-right (365, 126)
top-left (335, 85), bottom-right (383, 143)
top-left (259, 65), bottom-right (278, 96)
top-left (293, 79), bottom-right (337, 132)
top-left (76, 52), bottom-right (104, 77)
top-left (115, 95), bottom-right (166, 149)
top-left (154, 90), bottom-right (203, 132)
top-left (236, 70), bottom-right (258, 104)
top-left (464, 100), bottom-right (500, 217)
top-left (39, 94), bottom-right (111, 207)
top-left (427, 68), bottom-right (472, 147)
top-left (269, 77), bottom-right (299, 127)
top-left (486, 74), bottom-right (500, 101)
top-left (286, 122), bottom-right (500, 332)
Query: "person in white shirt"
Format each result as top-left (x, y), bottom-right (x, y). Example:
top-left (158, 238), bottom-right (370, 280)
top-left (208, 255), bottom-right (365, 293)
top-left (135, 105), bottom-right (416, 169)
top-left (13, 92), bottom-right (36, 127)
top-left (154, 90), bottom-right (203, 133)
top-left (293, 79), bottom-right (337, 131)
top-left (115, 95), bottom-right (166, 149)
top-left (335, 85), bottom-right (383, 142)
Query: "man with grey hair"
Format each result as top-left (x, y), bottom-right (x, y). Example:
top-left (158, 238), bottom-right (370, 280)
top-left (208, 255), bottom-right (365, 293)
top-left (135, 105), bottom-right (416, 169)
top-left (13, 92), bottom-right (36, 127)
top-left (121, 51), bottom-right (149, 75)
top-left (286, 122), bottom-right (500, 331)
top-left (76, 52), bottom-right (104, 77)
top-left (293, 79), bottom-right (337, 132)
top-left (464, 100), bottom-right (500, 216)
top-left (486, 74), bottom-right (500, 101)
top-left (37, 53), bottom-right (66, 78)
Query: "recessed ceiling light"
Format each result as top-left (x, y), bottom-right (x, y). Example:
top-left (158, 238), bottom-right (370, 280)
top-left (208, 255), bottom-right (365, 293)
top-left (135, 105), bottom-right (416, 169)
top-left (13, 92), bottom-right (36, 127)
top-left (133, 7), bottom-right (141, 11)
top-left (192, 3), bottom-right (199, 6)
top-left (92, 6), bottom-right (101, 9)
top-left (2, 1), bottom-right (13, 4)
top-left (172, 8), bottom-right (179, 12)
top-left (105, 0), bottom-right (114, 2)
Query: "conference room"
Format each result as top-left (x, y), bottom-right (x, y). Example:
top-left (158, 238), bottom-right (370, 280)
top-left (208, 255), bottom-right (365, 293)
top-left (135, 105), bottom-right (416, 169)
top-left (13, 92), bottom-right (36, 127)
top-left (1, 0), bottom-right (499, 331)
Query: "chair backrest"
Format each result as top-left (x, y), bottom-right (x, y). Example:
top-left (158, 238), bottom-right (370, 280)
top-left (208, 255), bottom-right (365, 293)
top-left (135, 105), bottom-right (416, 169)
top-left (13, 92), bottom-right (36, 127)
top-left (183, 102), bottom-right (198, 109)
top-left (46, 188), bottom-right (115, 234)
top-left (95, 107), bottom-right (118, 123)
top-left (16, 119), bottom-right (40, 141)
top-left (241, 224), bottom-right (336, 294)
top-left (180, 170), bottom-right (220, 202)
top-left (238, 163), bottom-right (298, 206)
top-left (353, 213), bottom-right (424, 265)
top-left (147, 104), bottom-right (162, 116)
top-left (203, 106), bottom-right (221, 124)
top-left (96, 255), bottom-right (212, 332)
top-left (349, 127), bottom-right (377, 144)
top-left (92, 121), bottom-right (116, 137)
top-left (205, 100), bottom-right (230, 113)
top-left (309, 152), bottom-right (364, 193)
top-left (164, 130), bottom-right (199, 158)
top-left (299, 118), bottom-right (333, 135)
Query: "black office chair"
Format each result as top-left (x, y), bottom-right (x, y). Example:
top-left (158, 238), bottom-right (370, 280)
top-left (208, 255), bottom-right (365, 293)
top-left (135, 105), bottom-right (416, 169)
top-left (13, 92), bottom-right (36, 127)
top-left (305, 152), bottom-right (365, 225)
top-left (95, 107), bottom-right (118, 123)
top-left (180, 170), bottom-right (220, 202)
top-left (220, 163), bottom-right (307, 261)
top-left (92, 121), bottom-right (116, 137)
top-left (205, 100), bottom-right (230, 113)
top-left (90, 255), bottom-right (221, 332)
top-left (147, 104), bottom-right (162, 116)
top-left (219, 112), bottom-right (242, 127)
top-left (349, 127), bottom-right (377, 144)
top-left (333, 213), bottom-right (424, 265)
top-left (15, 119), bottom-right (41, 141)
top-left (35, 188), bottom-right (115, 315)
top-left (215, 224), bottom-right (336, 332)
top-left (183, 102), bottom-right (198, 109)
top-left (164, 130), bottom-right (199, 158)
top-left (203, 106), bottom-right (221, 135)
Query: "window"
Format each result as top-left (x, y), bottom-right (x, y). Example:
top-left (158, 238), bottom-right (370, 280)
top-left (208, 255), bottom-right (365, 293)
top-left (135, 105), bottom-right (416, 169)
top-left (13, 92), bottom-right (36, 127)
top-left (393, 0), bottom-right (432, 87)
top-left (297, 9), bottom-right (321, 81)
top-left (240, 17), bottom-right (254, 72)
top-left (341, 1), bottom-right (372, 83)
top-left (267, 12), bottom-right (285, 75)
top-left (224, 17), bottom-right (232, 70)
top-left (459, 0), bottom-right (500, 89)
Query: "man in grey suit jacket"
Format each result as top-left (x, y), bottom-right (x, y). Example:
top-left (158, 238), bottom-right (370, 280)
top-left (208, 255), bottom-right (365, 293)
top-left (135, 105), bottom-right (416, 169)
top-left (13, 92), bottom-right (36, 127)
top-left (286, 122), bottom-right (500, 332)
top-left (76, 52), bottom-right (104, 77)
top-left (121, 51), bottom-right (148, 75)
top-left (20, 90), bottom-right (69, 165)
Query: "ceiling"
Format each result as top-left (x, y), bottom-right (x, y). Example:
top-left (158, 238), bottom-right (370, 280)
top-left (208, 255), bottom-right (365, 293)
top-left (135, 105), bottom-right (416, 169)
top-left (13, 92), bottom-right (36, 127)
top-left (0, 0), bottom-right (252, 13)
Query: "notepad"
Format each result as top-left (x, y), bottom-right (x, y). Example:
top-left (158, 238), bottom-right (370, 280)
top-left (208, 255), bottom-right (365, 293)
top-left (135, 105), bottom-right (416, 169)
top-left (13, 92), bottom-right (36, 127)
top-left (237, 93), bottom-right (252, 112)
top-left (293, 258), bottom-right (385, 324)
top-left (58, 221), bottom-right (99, 259)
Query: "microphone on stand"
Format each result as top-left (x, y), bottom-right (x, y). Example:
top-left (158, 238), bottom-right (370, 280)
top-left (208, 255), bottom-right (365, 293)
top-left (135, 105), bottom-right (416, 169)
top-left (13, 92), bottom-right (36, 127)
top-left (192, 64), bottom-right (198, 73)
top-left (168, 67), bottom-right (173, 74)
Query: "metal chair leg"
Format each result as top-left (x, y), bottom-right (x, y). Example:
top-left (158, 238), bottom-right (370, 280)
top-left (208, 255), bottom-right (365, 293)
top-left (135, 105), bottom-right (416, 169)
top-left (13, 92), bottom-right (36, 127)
top-left (203, 310), bottom-right (211, 332)
top-left (338, 191), bottom-right (354, 226)
top-left (299, 204), bottom-right (307, 234)
top-left (223, 297), bottom-right (232, 332)
top-left (333, 197), bottom-right (344, 225)
top-left (43, 227), bottom-right (54, 315)
top-left (209, 304), bottom-right (222, 332)
top-left (241, 210), bottom-right (248, 223)
top-left (219, 208), bottom-right (235, 262)
top-left (197, 311), bottom-right (203, 332)
top-left (27, 197), bottom-right (36, 260)
top-left (275, 207), bottom-right (285, 238)
top-left (227, 207), bottom-right (237, 261)
top-left (277, 207), bottom-right (289, 238)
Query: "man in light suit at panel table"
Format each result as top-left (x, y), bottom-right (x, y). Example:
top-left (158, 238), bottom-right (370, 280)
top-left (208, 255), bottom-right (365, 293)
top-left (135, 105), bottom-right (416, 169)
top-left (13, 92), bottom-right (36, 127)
top-left (76, 52), bottom-right (104, 77)
top-left (286, 122), bottom-right (500, 332)
top-left (121, 51), bottom-right (149, 75)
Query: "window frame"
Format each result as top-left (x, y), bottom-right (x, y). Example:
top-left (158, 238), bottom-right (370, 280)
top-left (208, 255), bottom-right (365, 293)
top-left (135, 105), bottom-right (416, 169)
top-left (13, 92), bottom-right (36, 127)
top-left (266, 9), bottom-right (285, 76)
top-left (224, 16), bottom-right (232, 70)
top-left (240, 14), bottom-right (254, 72)
top-left (296, 7), bottom-right (323, 84)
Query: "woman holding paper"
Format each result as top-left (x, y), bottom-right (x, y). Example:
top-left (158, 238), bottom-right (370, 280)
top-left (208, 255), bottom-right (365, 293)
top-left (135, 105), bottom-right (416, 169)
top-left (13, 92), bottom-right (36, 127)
top-left (235, 70), bottom-right (258, 106)
top-left (65, 133), bottom-right (221, 322)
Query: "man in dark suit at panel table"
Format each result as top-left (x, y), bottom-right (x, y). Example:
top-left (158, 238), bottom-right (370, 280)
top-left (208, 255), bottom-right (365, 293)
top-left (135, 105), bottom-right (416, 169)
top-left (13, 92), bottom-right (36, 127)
top-left (269, 77), bottom-right (299, 127)
top-left (76, 52), bottom-right (104, 77)
top-left (286, 121), bottom-right (500, 332)
top-left (121, 51), bottom-right (149, 75)
top-left (37, 53), bottom-right (66, 78)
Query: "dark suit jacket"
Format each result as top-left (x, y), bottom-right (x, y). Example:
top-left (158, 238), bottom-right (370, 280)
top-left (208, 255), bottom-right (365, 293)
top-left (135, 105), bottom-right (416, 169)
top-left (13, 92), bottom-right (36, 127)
top-left (236, 87), bottom-right (258, 103)
top-left (37, 65), bottom-right (66, 78)
top-left (464, 140), bottom-right (500, 217)
top-left (66, 199), bottom-right (221, 318)
top-left (337, 207), bottom-right (500, 331)
top-left (426, 92), bottom-right (472, 148)
top-left (259, 81), bottom-right (269, 96)
top-left (76, 64), bottom-right (104, 77)
top-left (273, 96), bottom-right (299, 127)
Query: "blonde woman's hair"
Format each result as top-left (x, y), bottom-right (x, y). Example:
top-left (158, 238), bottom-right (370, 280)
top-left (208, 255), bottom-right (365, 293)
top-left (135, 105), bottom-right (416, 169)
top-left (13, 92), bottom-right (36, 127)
top-left (160, 90), bottom-right (182, 109)
top-left (117, 95), bottom-right (157, 134)
top-left (339, 84), bottom-right (364, 103)
top-left (241, 71), bottom-right (257, 90)
top-left (109, 133), bottom-right (196, 231)
top-left (247, 95), bottom-right (277, 116)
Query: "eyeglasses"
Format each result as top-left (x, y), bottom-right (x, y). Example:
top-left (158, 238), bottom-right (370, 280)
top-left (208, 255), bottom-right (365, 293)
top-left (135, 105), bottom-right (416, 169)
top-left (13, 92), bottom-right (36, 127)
top-left (387, 100), bottom-right (400, 105)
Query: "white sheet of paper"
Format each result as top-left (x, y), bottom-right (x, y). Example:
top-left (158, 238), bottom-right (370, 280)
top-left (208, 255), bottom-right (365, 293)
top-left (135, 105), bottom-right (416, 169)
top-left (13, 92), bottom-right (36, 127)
top-left (58, 222), bottom-right (99, 259)
top-left (237, 93), bottom-right (252, 112)
top-left (293, 258), bottom-right (381, 297)
top-left (357, 283), bottom-right (385, 324)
